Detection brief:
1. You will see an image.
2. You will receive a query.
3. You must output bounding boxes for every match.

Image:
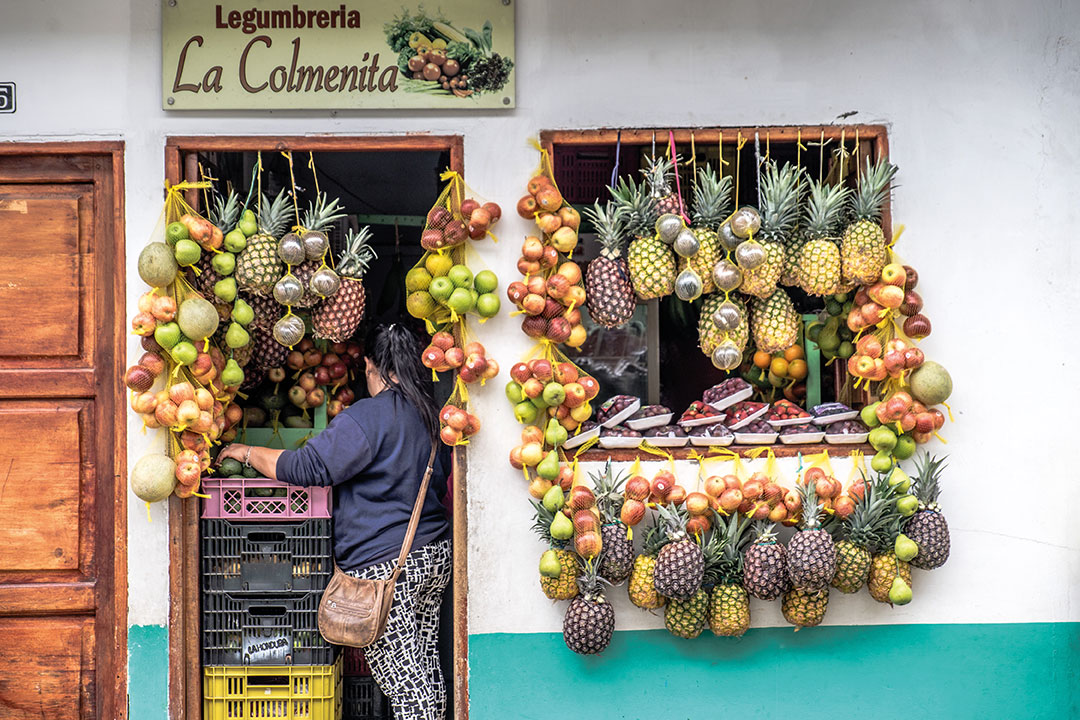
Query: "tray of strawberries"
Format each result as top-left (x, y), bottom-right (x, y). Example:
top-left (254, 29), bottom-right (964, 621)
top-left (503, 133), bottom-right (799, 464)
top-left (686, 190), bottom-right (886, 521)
top-left (723, 401), bottom-right (769, 430)
top-left (678, 401), bottom-right (725, 428)
top-left (766, 399), bottom-right (813, 428)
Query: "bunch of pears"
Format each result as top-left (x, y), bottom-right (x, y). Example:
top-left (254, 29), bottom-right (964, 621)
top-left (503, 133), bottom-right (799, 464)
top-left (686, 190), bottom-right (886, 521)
top-left (808, 292), bottom-right (858, 362)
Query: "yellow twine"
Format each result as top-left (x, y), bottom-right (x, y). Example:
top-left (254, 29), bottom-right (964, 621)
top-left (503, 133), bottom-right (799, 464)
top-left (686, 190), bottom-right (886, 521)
top-left (282, 151), bottom-right (301, 230)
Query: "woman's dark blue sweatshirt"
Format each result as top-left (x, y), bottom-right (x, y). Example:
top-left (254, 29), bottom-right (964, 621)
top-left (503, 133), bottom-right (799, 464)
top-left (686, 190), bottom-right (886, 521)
top-left (276, 389), bottom-right (451, 571)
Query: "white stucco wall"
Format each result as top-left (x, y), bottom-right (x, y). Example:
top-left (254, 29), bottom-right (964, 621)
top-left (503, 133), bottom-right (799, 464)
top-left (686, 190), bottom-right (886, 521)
top-left (1, 0), bottom-right (1078, 635)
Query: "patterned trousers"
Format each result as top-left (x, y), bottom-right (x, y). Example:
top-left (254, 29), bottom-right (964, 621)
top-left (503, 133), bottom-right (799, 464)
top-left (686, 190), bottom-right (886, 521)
top-left (346, 538), bottom-right (453, 720)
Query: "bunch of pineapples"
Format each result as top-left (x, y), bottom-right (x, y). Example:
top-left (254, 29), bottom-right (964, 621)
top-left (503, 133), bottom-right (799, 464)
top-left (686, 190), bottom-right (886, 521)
top-left (708, 513), bottom-right (754, 637)
top-left (905, 453), bottom-right (951, 570)
top-left (562, 558), bottom-right (615, 655)
top-left (531, 500), bottom-right (581, 601)
top-left (683, 165), bottom-right (732, 295)
top-left (832, 472), bottom-right (900, 594)
top-left (236, 189), bottom-right (291, 297)
top-left (665, 530), bottom-right (718, 640)
top-left (795, 178), bottom-right (850, 296)
top-left (628, 519), bottom-right (667, 610)
top-left (782, 479), bottom-right (837, 629)
top-left (840, 157), bottom-right (899, 287)
top-left (741, 161), bottom-right (802, 299)
top-left (592, 462), bottom-right (634, 584)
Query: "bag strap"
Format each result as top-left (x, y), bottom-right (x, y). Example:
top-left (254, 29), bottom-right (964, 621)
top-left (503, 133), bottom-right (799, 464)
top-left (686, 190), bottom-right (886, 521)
top-left (388, 443), bottom-right (439, 582)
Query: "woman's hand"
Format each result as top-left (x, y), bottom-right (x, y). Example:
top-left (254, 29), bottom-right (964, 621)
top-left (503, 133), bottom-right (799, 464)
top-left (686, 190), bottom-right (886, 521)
top-left (216, 443), bottom-right (249, 466)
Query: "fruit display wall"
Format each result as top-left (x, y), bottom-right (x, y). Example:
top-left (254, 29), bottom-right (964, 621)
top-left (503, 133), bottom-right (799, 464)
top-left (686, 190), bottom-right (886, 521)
top-left (6, 1), bottom-right (1079, 717)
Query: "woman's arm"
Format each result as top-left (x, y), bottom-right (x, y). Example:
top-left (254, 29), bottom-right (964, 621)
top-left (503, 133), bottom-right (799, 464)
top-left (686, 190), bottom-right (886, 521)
top-left (216, 443), bottom-right (284, 480)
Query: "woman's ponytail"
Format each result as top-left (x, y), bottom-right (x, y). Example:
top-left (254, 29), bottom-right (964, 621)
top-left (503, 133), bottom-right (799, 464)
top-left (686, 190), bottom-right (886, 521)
top-left (368, 324), bottom-right (438, 442)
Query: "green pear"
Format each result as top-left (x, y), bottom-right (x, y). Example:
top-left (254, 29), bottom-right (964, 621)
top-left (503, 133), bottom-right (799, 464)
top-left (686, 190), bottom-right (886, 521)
top-left (896, 494), bottom-right (919, 516)
top-left (542, 484), bottom-right (564, 513)
top-left (545, 418), bottom-right (568, 448)
top-left (221, 358), bottom-right (244, 387)
top-left (889, 466), bottom-right (911, 493)
top-left (211, 251), bottom-right (236, 276)
top-left (869, 425), bottom-right (898, 452)
top-left (170, 340), bottom-right (197, 366)
top-left (870, 450), bottom-right (894, 473)
top-left (513, 400), bottom-right (538, 425)
top-left (550, 512), bottom-right (573, 540)
top-left (231, 298), bottom-right (255, 326)
top-left (894, 533), bottom-right (919, 561)
top-left (154, 321), bottom-right (181, 349)
top-left (224, 230), bottom-right (247, 253)
top-left (888, 577), bottom-right (913, 605)
top-left (860, 402), bottom-right (882, 428)
top-left (542, 382), bottom-right (566, 407)
top-left (214, 277), bottom-right (238, 303)
top-left (505, 381), bottom-right (524, 404)
top-left (893, 434), bottom-right (917, 460)
top-left (238, 210), bottom-right (258, 237)
top-left (225, 322), bottom-right (250, 349)
top-left (537, 451), bottom-right (560, 481)
top-left (539, 549), bottom-right (562, 578)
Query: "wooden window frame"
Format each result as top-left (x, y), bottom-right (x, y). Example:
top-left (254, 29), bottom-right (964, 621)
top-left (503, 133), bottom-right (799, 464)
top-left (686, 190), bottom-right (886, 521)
top-left (540, 125), bottom-right (890, 460)
top-left (164, 135), bottom-right (469, 720)
top-left (0, 140), bottom-right (128, 719)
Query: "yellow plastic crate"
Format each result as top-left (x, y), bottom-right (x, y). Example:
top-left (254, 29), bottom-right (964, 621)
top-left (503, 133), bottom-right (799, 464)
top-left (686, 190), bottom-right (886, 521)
top-left (203, 659), bottom-right (342, 720)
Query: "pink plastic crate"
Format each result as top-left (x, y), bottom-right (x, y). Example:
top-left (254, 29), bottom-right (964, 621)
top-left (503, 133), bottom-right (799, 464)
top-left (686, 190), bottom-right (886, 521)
top-left (201, 477), bottom-right (332, 520)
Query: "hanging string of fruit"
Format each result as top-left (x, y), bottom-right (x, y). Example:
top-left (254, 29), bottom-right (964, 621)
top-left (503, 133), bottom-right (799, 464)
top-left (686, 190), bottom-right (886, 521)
top-left (129, 181), bottom-right (254, 505)
top-left (405, 171), bottom-right (502, 446)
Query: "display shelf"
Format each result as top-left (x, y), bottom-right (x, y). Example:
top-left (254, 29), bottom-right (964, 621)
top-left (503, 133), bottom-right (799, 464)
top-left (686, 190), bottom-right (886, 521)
top-left (577, 443), bottom-right (873, 463)
top-left (239, 403), bottom-right (328, 451)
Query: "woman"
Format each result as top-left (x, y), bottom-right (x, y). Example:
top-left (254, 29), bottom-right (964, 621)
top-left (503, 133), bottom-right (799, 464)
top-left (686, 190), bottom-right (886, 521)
top-left (218, 323), bottom-right (453, 720)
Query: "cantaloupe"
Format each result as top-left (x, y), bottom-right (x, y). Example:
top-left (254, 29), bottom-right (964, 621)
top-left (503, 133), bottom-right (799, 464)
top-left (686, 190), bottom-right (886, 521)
top-left (138, 242), bottom-right (179, 288)
top-left (909, 361), bottom-right (953, 406)
top-left (177, 297), bottom-right (219, 340)
top-left (131, 453), bottom-right (177, 502)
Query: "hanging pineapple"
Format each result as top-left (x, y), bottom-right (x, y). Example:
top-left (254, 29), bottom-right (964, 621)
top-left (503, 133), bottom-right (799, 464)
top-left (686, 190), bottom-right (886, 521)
top-left (841, 157), bottom-right (899, 286)
top-left (610, 172), bottom-right (674, 300)
top-left (698, 294), bottom-right (748, 357)
top-left (682, 165), bottom-right (732, 296)
top-left (796, 178), bottom-right (850, 296)
top-left (311, 226), bottom-right (377, 342)
top-left (749, 288), bottom-right (799, 354)
top-left (236, 189), bottom-right (291, 297)
top-left (582, 201), bottom-right (636, 328)
top-left (290, 192), bottom-right (347, 308)
top-left (740, 161), bottom-right (803, 299)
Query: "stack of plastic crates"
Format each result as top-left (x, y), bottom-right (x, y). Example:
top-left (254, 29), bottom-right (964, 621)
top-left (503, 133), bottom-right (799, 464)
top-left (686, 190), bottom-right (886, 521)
top-left (201, 477), bottom-right (341, 720)
top-left (342, 648), bottom-right (392, 719)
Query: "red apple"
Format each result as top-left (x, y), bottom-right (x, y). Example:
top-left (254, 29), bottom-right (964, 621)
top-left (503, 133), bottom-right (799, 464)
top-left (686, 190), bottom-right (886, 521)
top-left (444, 347), bottom-right (465, 368)
top-left (507, 281), bottom-right (528, 305)
top-left (529, 359), bottom-right (554, 381)
top-left (510, 362), bottom-right (531, 384)
top-left (578, 375), bottom-right (600, 400)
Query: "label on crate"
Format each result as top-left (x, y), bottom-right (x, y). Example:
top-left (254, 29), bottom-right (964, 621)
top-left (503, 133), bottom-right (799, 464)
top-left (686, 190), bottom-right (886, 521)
top-left (245, 634), bottom-right (290, 663)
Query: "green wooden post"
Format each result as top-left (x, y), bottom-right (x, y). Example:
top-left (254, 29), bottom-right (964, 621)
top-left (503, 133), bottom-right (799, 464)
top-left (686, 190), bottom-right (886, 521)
top-left (803, 313), bottom-right (821, 409)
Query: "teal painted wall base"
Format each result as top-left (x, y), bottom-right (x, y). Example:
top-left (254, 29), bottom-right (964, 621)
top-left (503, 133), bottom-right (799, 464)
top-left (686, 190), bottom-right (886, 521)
top-left (128, 624), bottom-right (168, 720)
top-left (470, 623), bottom-right (1079, 720)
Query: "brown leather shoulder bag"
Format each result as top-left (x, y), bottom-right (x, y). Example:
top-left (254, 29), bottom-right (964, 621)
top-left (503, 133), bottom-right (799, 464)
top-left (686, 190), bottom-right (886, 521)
top-left (318, 444), bottom-right (438, 648)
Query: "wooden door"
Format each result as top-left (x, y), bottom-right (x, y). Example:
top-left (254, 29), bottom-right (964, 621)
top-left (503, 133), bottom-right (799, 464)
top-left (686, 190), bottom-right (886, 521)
top-left (0, 145), bottom-right (126, 720)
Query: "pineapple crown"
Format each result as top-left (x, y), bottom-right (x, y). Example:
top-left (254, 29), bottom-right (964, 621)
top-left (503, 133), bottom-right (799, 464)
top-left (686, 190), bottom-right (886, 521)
top-left (656, 502), bottom-right (692, 544)
top-left (843, 470), bottom-right (902, 551)
top-left (208, 188), bottom-right (241, 233)
top-left (803, 178), bottom-right (851, 240)
top-left (643, 153), bottom-right (677, 201)
top-left (337, 226), bottom-right (378, 279)
top-left (575, 557), bottom-right (609, 601)
top-left (796, 476), bottom-right (824, 531)
top-left (691, 165), bottom-right (733, 227)
top-left (700, 530), bottom-right (726, 588)
top-left (258, 189), bottom-right (292, 237)
top-left (529, 500), bottom-right (568, 549)
top-left (751, 520), bottom-right (780, 546)
top-left (757, 161), bottom-right (804, 242)
top-left (912, 452), bottom-right (947, 510)
top-left (640, 517), bottom-right (668, 558)
top-left (608, 174), bottom-right (657, 236)
top-left (302, 192), bottom-right (347, 234)
top-left (590, 460), bottom-right (627, 525)
top-left (711, 513), bottom-right (752, 584)
top-left (581, 201), bottom-right (629, 260)
top-left (849, 157), bottom-right (898, 224)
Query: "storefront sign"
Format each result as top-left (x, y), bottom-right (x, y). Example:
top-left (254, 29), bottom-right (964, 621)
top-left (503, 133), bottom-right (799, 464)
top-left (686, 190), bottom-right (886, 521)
top-left (0, 83), bottom-right (15, 114)
top-left (162, 1), bottom-right (515, 110)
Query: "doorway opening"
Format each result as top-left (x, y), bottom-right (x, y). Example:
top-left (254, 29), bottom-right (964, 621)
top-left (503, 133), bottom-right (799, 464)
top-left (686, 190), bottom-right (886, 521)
top-left (165, 135), bottom-right (467, 720)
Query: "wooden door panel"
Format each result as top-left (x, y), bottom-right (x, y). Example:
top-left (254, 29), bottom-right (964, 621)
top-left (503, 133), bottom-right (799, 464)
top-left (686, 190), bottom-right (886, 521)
top-left (0, 616), bottom-right (94, 719)
top-left (0, 184), bottom-right (94, 364)
top-left (0, 400), bottom-right (88, 573)
top-left (0, 146), bottom-right (123, 720)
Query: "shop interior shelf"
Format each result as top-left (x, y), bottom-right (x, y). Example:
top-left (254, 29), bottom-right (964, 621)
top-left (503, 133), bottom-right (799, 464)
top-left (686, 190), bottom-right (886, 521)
top-left (240, 402), bottom-right (328, 451)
